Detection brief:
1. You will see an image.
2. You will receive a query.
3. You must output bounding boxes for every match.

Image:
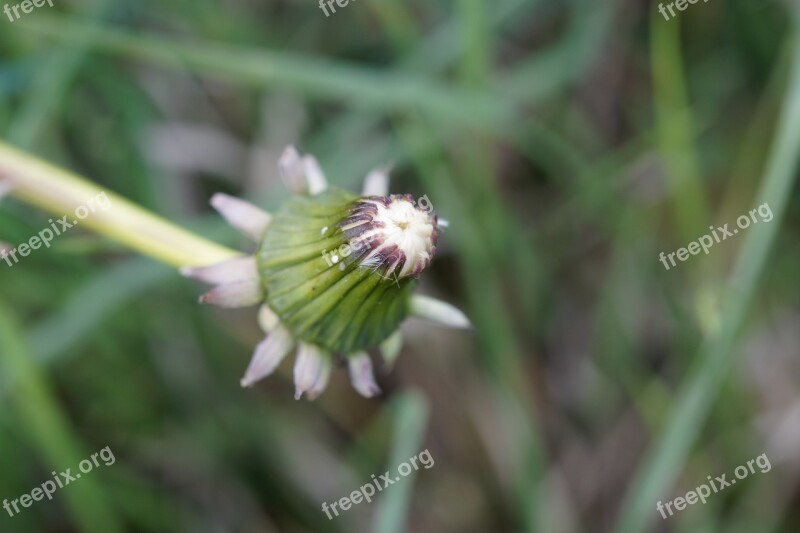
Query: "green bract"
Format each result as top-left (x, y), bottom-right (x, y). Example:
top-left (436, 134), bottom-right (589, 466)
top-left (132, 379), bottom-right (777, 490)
top-left (258, 188), bottom-right (413, 353)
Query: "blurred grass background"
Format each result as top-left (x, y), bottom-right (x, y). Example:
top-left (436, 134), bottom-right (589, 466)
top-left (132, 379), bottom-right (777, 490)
top-left (1, 0), bottom-right (800, 531)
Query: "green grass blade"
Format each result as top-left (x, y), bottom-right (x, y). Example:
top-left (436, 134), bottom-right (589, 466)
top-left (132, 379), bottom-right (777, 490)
top-left (651, 12), bottom-right (709, 243)
top-left (616, 19), bottom-right (800, 533)
top-left (20, 15), bottom-right (508, 131)
top-left (373, 390), bottom-right (430, 533)
top-left (7, 0), bottom-right (113, 148)
top-left (0, 303), bottom-right (124, 533)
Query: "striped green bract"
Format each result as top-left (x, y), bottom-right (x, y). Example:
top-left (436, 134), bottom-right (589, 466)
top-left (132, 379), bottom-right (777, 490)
top-left (257, 188), bottom-right (413, 353)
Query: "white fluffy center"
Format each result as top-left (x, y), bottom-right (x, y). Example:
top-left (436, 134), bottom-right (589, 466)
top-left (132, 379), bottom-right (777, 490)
top-left (365, 199), bottom-right (435, 278)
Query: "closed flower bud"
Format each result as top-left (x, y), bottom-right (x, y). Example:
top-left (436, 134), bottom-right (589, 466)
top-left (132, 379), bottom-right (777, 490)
top-left (183, 146), bottom-right (470, 400)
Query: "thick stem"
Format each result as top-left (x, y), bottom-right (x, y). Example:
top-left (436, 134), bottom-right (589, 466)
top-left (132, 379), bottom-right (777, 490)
top-left (0, 141), bottom-right (240, 268)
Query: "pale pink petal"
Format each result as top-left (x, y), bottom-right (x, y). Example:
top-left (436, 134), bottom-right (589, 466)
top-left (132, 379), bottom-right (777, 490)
top-left (240, 325), bottom-right (294, 387)
top-left (348, 352), bottom-right (381, 398)
top-left (362, 165), bottom-right (392, 196)
top-left (258, 304), bottom-right (280, 334)
top-left (409, 295), bottom-right (472, 329)
top-left (210, 193), bottom-right (272, 241)
top-left (306, 357), bottom-right (332, 400)
top-left (302, 155), bottom-right (328, 195)
top-left (379, 330), bottom-right (404, 368)
top-left (293, 343), bottom-right (330, 400)
top-left (279, 145), bottom-right (308, 195)
top-left (0, 179), bottom-right (12, 200)
top-left (180, 256), bottom-right (257, 285)
top-left (198, 279), bottom-right (262, 308)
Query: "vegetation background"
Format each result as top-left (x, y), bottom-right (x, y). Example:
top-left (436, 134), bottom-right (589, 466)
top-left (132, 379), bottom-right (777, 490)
top-left (1, 0), bottom-right (799, 531)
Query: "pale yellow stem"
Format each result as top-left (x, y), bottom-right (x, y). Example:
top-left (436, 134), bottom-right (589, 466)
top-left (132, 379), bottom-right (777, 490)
top-left (0, 141), bottom-right (240, 268)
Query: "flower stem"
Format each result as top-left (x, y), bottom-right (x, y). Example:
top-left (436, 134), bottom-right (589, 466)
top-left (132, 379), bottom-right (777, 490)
top-left (0, 140), bottom-right (240, 268)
